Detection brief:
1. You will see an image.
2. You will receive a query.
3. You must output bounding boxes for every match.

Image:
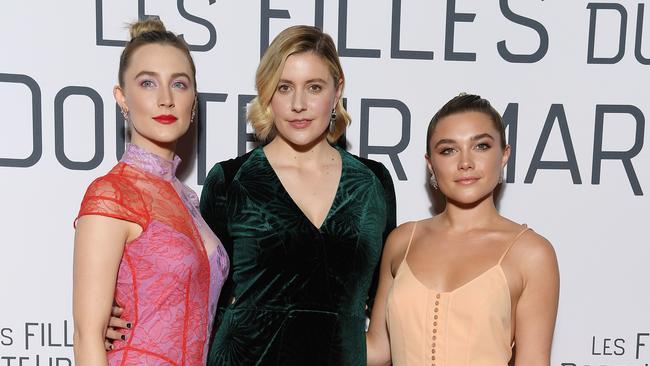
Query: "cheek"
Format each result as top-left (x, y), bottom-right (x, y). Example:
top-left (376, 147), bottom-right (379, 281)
top-left (269, 96), bottom-right (286, 115)
top-left (309, 96), bottom-right (334, 116)
top-left (483, 154), bottom-right (504, 175)
top-left (180, 94), bottom-right (195, 111)
top-left (430, 157), bottom-right (450, 176)
top-left (127, 92), bottom-right (151, 113)
top-left (492, 153), bottom-right (505, 168)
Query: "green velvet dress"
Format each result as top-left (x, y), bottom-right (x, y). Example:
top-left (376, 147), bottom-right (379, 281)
top-left (200, 146), bottom-right (396, 366)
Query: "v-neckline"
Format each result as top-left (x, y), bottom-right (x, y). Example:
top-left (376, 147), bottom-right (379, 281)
top-left (403, 261), bottom-right (504, 295)
top-left (399, 225), bottom-right (530, 295)
top-left (259, 146), bottom-right (344, 231)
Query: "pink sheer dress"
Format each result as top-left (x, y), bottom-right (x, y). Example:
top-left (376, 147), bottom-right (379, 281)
top-left (76, 143), bottom-right (229, 365)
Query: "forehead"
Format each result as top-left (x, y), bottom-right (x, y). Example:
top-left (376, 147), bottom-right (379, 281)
top-left (125, 43), bottom-right (193, 77)
top-left (432, 111), bottom-right (497, 139)
top-left (280, 52), bottom-right (333, 81)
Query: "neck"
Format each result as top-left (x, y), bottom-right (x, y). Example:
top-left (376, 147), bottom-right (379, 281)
top-left (438, 192), bottom-right (501, 232)
top-left (130, 137), bottom-right (176, 161)
top-left (264, 135), bottom-right (336, 166)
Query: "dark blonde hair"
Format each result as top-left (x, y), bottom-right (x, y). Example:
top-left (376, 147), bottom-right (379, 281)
top-left (118, 18), bottom-right (197, 90)
top-left (247, 25), bottom-right (350, 143)
top-left (426, 94), bottom-right (507, 155)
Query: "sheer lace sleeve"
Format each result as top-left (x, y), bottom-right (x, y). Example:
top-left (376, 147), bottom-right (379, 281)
top-left (76, 174), bottom-right (149, 230)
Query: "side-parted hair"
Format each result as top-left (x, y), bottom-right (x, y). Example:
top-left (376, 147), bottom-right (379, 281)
top-left (426, 93), bottom-right (506, 155)
top-left (118, 17), bottom-right (197, 91)
top-left (247, 25), bottom-right (351, 143)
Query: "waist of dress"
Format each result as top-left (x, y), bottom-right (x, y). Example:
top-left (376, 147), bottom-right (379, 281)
top-left (223, 304), bottom-right (366, 319)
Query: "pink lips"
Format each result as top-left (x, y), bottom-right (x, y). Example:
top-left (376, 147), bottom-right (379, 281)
top-left (288, 119), bottom-right (312, 129)
top-left (455, 176), bottom-right (480, 185)
top-left (152, 114), bottom-right (178, 124)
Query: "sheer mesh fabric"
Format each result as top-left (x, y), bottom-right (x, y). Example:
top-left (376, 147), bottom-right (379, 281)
top-left (76, 144), bottom-right (228, 366)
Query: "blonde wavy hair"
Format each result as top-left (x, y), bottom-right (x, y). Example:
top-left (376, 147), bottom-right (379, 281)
top-left (247, 25), bottom-right (351, 143)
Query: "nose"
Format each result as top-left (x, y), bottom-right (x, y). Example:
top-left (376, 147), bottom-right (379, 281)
top-left (291, 89), bottom-right (305, 112)
top-left (458, 151), bottom-right (474, 171)
top-left (158, 86), bottom-right (175, 108)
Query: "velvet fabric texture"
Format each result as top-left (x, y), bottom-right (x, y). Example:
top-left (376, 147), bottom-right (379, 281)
top-left (200, 146), bottom-right (396, 365)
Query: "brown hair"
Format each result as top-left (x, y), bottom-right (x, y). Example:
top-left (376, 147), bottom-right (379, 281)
top-left (247, 25), bottom-right (350, 143)
top-left (118, 17), bottom-right (197, 90)
top-left (426, 94), bottom-right (506, 155)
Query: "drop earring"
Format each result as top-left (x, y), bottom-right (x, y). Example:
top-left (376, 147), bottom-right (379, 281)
top-left (429, 172), bottom-right (438, 190)
top-left (190, 97), bottom-right (198, 123)
top-left (190, 107), bottom-right (197, 124)
top-left (120, 108), bottom-right (129, 122)
top-left (329, 108), bottom-right (336, 134)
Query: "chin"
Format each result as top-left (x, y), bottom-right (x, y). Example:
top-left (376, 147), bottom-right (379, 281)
top-left (278, 131), bottom-right (327, 148)
top-left (445, 189), bottom-right (494, 207)
top-left (152, 128), bottom-right (189, 142)
top-left (149, 134), bottom-right (183, 144)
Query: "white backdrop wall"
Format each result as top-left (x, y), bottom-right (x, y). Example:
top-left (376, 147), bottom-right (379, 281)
top-left (1, 1), bottom-right (649, 365)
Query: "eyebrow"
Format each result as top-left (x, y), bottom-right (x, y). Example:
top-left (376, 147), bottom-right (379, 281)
top-left (433, 133), bottom-right (495, 148)
top-left (278, 78), bottom-right (329, 85)
top-left (133, 71), bottom-right (192, 80)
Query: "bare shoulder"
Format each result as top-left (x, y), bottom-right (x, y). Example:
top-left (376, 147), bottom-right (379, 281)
top-left (384, 220), bottom-right (424, 275)
top-left (511, 228), bottom-right (559, 278)
top-left (384, 221), bottom-right (416, 254)
top-left (75, 214), bottom-right (141, 243)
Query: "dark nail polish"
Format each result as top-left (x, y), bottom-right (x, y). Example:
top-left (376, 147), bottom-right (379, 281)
top-left (121, 334), bottom-right (126, 340)
top-left (126, 323), bottom-right (132, 329)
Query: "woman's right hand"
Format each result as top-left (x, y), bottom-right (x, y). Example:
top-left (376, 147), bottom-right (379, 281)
top-left (104, 305), bottom-right (132, 351)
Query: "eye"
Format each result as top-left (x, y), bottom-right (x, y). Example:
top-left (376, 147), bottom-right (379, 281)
top-left (439, 147), bottom-right (456, 156)
top-left (277, 84), bottom-right (291, 93)
top-left (140, 79), bottom-right (156, 88)
top-left (172, 80), bottom-right (188, 89)
top-left (475, 142), bottom-right (491, 151)
top-left (308, 84), bottom-right (323, 93)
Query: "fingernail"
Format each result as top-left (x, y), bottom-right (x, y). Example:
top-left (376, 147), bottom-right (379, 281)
top-left (126, 323), bottom-right (132, 329)
top-left (121, 334), bottom-right (126, 340)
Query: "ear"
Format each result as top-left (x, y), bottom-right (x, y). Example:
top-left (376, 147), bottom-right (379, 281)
top-left (334, 78), bottom-right (343, 106)
top-left (113, 85), bottom-right (128, 112)
top-left (501, 144), bottom-right (511, 169)
top-left (425, 153), bottom-right (434, 175)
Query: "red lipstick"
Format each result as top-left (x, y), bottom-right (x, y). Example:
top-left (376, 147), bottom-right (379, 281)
top-left (152, 115), bottom-right (178, 124)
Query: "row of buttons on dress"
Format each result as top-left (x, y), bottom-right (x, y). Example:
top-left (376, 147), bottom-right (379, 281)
top-left (431, 293), bottom-right (440, 365)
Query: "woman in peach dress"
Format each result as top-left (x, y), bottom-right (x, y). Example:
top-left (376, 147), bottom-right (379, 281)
top-left (366, 94), bottom-right (559, 366)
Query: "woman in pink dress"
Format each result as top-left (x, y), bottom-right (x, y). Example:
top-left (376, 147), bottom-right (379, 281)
top-left (72, 18), bottom-right (228, 366)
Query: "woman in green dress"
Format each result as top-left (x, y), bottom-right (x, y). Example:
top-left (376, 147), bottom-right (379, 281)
top-left (201, 25), bottom-right (396, 365)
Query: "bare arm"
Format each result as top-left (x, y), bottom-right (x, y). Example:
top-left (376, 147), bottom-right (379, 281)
top-left (513, 234), bottom-right (560, 366)
top-left (73, 215), bottom-right (136, 365)
top-left (366, 223), bottom-right (413, 366)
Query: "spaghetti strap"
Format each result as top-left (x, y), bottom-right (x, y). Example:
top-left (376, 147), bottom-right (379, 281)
top-left (403, 221), bottom-right (418, 259)
top-left (498, 224), bottom-right (531, 264)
